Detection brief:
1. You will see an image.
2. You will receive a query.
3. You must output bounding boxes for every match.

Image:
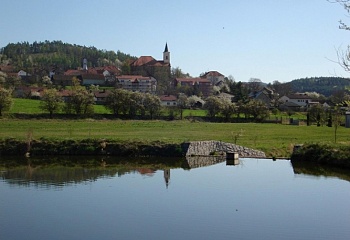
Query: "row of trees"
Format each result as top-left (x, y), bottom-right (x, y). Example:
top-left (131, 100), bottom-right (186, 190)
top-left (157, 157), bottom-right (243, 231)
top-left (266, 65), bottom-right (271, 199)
top-left (38, 83), bottom-right (163, 119)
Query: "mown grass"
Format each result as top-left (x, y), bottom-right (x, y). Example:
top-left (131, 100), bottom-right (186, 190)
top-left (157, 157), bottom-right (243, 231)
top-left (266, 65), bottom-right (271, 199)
top-left (0, 119), bottom-right (348, 158)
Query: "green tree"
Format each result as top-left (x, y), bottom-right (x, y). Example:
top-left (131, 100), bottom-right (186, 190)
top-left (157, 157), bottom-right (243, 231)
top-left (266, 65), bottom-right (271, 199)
top-left (245, 100), bottom-right (270, 122)
top-left (39, 89), bottom-right (63, 118)
top-left (332, 106), bottom-right (343, 143)
top-left (308, 105), bottom-right (326, 126)
top-left (65, 88), bottom-right (94, 116)
top-left (204, 96), bottom-right (222, 119)
top-left (220, 98), bottom-right (235, 122)
top-left (143, 93), bottom-right (161, 119)
top-left (0, 87), bottom-right (12, 116)
top-left (105, 88), bottom-right (130, 117)
top-left (177, 93), bottom-right (188, 119)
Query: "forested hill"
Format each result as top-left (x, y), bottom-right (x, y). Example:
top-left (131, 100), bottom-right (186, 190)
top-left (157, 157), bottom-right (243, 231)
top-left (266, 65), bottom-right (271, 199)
top-left (0, 40), bottom-right (136, 74)
top-left (290, 77), bottom-right (350, 97)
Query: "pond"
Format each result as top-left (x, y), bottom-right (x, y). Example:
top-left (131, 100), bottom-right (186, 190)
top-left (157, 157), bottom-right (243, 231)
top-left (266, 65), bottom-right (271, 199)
top-left (1, 156), bottom-right (350, 240)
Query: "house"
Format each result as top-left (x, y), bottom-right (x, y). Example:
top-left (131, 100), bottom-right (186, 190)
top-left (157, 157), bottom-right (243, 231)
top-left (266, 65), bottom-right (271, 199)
top-left (116, 75), bottom-right (157, 93)
top-left (14, 86), bottom-right (45, 99)
top-left (93, 90), bottom-right (111, 105)
top-left (279, 93), bottom-right (313, 108)
top-left (250, 87), bottom-right (275, 107)
top-left (129, 43), bottom-right (171, 89)
top-left (52, 75), bottom-right (74, 86)
top-left (159, 95), bottom-right (177, 107)
top-left (81, 74), bottom-right (106, 86)
top-left (174, 78), bottom-right (213, 97)
top-left (58, 89), bottom-right (73, 102)
top-left (201, 71), bottom-right (225, 85)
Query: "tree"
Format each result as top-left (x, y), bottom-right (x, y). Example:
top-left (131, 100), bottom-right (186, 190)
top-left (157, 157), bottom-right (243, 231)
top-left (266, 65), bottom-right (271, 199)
top-left (0, 87), bottom-right (12, 116)
top-left (64, 77), bottom-right (95, 116)
top-left (188, 95), bottom-right (203, 109)
top-left (331, 0), bottom-right (350, 72)
top-left (39, 89), bottom-right (63, 118)
top-left (143, 93), bottom-right (161, 119)
top-left (41, 75), bottom-right (53, 87)
top-left (177, 93), bottom-right (188, 119)
top-left (0, 71), bottom-right (6, 86)
top-left (245, 100), bottom-right (270, 122)
top-left (105, 88), bottom-right (141, 117)
top-left (171, 67), bottom-right (191, 78)
top-left (332, 106), bottom-right (343, 143)
top-left (204, 96), bottom-right (222, 119)
top-left (105, 88), bottom-right (125, 116)
top-left (220, 98), bottom-right (235, 122)
top-left (247, 78), bottom-right (263, 93)
top-left (308, 105), bottom-right (326, 126)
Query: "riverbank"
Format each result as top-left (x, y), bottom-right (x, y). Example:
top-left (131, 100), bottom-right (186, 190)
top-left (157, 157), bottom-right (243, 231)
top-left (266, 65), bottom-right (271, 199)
top-left (291, 143), bottom-right (350, 168)
top-left (0, 139), bottom-right (185, 157)
top-left (1, 119), bottom-right (348, 158)
top-left (0, 139), bottom-right (265, 159)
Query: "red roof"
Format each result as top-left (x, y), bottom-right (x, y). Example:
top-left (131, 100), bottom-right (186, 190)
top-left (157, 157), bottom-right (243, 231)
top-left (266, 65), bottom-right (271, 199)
top-left (159, 95), bottom-right (177, 101)
top-left (58, 89), bottom-right (73, 97)
top-left (117, 75), bottom-right (154, 82)
top-left (130, 56), bottom-right (169, 67)
top-left (176, 78), bottom-right (210, 83)
top-left (202, 71), bottom-right (224, 77)
top-left (0, 64), bottom-right (15, 73)
top-left (131, 56), bottom-right (156, 66)
top-left (93, 90), bottom-right (111, 98)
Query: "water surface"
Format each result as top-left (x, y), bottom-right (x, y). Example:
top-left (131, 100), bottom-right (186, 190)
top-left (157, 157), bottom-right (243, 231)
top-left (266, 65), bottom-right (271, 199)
top-left (1, 157), bottom-right (349, 240)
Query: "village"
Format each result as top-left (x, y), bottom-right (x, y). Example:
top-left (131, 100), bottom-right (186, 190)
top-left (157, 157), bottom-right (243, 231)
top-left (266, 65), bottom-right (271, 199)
top-left (0, 42), bottom-right (333, 116)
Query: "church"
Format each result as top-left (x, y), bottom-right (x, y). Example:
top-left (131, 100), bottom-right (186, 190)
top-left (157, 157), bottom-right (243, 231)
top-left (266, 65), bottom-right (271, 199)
top-left (129, 43), bottom-right (171, 92)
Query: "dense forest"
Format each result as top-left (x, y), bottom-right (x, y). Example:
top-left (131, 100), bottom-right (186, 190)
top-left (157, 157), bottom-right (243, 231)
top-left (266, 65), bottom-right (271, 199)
top-left (290, 77), bottom-right (350, 97)
top-left (0, 40), bottom-right (136, 75)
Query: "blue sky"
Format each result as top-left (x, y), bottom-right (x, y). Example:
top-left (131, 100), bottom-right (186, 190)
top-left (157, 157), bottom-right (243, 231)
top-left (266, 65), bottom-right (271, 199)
top-left (1, 0), bottom-right (349, 83)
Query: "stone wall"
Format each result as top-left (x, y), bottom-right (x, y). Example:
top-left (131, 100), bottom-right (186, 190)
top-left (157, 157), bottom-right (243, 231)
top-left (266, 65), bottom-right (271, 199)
top-left (185, 141), bottom-right (266, 158)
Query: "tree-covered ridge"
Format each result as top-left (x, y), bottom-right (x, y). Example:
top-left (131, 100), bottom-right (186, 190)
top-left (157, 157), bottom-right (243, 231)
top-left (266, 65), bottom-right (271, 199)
top-left (290, 77), bottom-right (350, 97)
top-left (0, 40), bottom-right (136, 74)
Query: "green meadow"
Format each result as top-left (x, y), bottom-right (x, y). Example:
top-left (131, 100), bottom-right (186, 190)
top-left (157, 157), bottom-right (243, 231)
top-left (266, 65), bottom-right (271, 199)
top-left (2, 98), bottom-right (348, 158)
top-left (1, 118), bottom-right (348, 158)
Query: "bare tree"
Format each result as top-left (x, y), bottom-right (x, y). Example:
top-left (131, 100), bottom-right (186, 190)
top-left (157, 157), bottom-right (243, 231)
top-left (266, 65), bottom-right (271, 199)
top-left (330, 0), bottom-right (350, 71)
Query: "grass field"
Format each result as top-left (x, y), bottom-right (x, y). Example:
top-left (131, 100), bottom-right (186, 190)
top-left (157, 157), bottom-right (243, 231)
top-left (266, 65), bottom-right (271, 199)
top-left (9, 98), bottom-right (306, 120)
top-left (0, 118), bottom-right (348, 157)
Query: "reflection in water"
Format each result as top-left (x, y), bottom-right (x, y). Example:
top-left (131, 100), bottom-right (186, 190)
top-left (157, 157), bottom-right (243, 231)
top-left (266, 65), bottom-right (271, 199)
top-left (291, 160), bottom-right (350, 182)
top-left (2, 155), bottom-right (350, 190)
top-left (0, 155), bottom-right (233, 189)
top-left (1, 157), bottom-right (350, 240)
top-left (0, 156), bottom-right (189, 189)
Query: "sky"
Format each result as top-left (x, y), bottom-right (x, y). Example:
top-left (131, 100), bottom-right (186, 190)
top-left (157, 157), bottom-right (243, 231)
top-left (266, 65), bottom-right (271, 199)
top-left (1, 0), bottom-right (350, 83)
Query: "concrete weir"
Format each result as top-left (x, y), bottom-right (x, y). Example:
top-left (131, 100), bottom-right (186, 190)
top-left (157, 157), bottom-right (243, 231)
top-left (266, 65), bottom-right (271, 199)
top-left (184, 141), bottom-right (266, 158)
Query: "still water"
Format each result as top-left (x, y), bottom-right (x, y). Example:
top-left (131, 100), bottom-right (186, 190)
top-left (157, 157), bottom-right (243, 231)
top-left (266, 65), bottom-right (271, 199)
top-left (1, 156), bottom-right (350, 240)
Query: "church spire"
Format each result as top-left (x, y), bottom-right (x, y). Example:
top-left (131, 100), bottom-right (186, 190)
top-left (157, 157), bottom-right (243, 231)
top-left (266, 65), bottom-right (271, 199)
top-left (163, 42), bottom-right (170, 64)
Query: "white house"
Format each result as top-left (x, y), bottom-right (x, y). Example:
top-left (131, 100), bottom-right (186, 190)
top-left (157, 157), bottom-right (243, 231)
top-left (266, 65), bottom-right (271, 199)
top-left (159, 95), bottom-right (177, 107)
top-left (116, 75), bottom-right (157, 93)
top-left (279, 93), bottom-right (313, 107)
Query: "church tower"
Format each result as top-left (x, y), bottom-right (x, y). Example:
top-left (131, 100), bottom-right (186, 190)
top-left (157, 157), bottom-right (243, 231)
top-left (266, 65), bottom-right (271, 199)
top-left (83, 58), bottom-right (88, 71)
top-left (163, 42), bottom-right (170, 64)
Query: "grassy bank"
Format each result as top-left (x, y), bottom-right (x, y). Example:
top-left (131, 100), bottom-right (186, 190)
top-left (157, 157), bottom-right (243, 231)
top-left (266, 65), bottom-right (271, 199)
top-left (1, 119), bottom-right (348, 158)
top-left (291, 143), bottom-right (350, 168)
